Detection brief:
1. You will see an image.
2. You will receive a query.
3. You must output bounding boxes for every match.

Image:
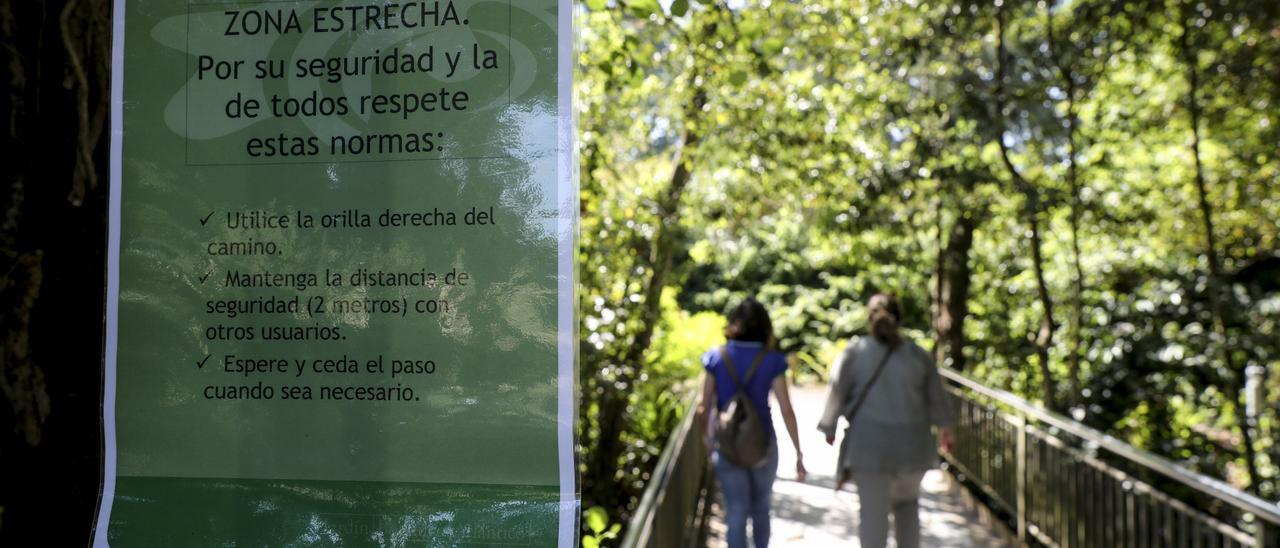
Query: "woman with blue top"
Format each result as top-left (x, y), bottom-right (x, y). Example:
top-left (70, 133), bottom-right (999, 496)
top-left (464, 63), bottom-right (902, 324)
top-left (698, 298), bottom-right (806, 548)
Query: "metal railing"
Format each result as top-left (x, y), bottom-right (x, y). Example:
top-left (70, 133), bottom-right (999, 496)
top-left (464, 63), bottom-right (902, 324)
top-left (941, 368), bottom-right (1280, 548)
top-left (619, 378), bottom-right (714, 548)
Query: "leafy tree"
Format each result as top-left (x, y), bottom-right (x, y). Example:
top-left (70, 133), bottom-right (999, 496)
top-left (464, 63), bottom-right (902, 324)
top-left (577, 2), bottom-right (1280, 536)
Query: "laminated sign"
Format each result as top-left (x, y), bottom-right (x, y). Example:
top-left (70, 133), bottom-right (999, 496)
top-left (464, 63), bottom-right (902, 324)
top-left (95, 0), bottom-right (576, 545)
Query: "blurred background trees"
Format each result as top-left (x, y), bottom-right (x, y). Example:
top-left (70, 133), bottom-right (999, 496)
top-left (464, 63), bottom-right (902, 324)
top-left (576, 0), bottom-right (1280, 538)
top-left (1, 0), bottom-right (1276, 544)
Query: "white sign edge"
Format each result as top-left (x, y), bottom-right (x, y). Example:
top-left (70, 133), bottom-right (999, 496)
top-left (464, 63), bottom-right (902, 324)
top-left (92, 0), bottom-right (127, 543)
top-left (556, 0), bottom-right (578, 545)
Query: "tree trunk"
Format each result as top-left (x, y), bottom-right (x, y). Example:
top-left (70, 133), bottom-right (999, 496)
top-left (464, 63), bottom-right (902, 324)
top-left (1059, 101), bottom-right (1080, 407)
top-left (932, 200), bottom-right (946, 363)
top-left (584, 80), bottom-right (707, 515)
top-left (1026, 199), bottom-right (1058, 410)
top-left (1047, 2), bottom-right (1087, 408)
top-left (1064, 88), bottom-right (1085, 408)
top-left (1, 0), bottom-right (111, 544)
top-left (620, 88), bottom-right (706, 369)
top-left (995, 5), bottom-right (1058, 410)
top-left (1179, 2), bottom-right (1261, 493)
top-left (936, 213), bottom-right (975, 371)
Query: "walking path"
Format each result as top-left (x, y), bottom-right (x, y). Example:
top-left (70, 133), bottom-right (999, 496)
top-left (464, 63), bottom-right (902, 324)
top-left (706, 385), bottom-right (1014, 547)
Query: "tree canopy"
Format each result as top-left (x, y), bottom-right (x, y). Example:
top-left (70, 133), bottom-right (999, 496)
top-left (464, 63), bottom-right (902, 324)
top-left (576, 0), bottom-right (1280, 539)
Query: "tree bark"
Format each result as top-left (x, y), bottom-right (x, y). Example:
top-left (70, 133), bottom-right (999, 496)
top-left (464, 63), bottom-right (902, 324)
top-left (936, 214), bottom-right (976, 371)
top-left (1, 0), bottom-right (111, 544)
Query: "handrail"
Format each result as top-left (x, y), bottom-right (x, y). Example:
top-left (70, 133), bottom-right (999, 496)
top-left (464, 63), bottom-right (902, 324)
top-left (939, 368), bottom-right (1280, 527)
top-left (620, 377), bottom-right (712, 548)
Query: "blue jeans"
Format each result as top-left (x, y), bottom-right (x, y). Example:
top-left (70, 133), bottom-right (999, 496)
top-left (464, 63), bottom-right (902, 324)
top-left (713, 444), bottom-right (779, 548)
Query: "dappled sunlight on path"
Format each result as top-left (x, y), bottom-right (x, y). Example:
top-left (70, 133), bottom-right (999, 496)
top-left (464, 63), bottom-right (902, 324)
top-left (706, 386), bottom-right (1014, 547)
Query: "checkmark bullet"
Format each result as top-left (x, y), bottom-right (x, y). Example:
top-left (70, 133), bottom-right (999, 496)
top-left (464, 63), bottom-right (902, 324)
top-left (199, 270), bottom-right (212, 284)
top-left (197, 355), bottom-right (211, 369)
top-left (200, 211), bottom-right (215, 226)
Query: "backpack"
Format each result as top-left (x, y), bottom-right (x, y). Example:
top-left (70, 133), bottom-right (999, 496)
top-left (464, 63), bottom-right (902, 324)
top-left (715, 346), bottom-right (772, 468)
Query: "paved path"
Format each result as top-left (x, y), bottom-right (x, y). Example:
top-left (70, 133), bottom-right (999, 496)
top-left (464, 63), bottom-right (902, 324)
top-left (706, 385), bottom-right (1014, 548)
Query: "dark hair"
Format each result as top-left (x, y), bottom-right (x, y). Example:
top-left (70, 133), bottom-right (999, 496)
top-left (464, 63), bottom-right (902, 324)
top-left (724, 297), bottom-right (774, 344)
top-left (867, 293), bottom-right (902, 345)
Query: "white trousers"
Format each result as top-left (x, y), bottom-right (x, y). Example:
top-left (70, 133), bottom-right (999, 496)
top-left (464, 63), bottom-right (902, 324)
top-left (854, 471), bottom-right (925, 548)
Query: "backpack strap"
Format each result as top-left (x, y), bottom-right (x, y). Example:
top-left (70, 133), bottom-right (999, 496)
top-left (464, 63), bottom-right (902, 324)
top-left (720, 345), bottom-right (768, 394)
top-left (841, 341), bottom-right (898, 422)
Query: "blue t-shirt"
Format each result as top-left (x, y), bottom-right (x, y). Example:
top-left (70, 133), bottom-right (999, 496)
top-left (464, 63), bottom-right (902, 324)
top-left (702, 340), bottom-right (788, 438)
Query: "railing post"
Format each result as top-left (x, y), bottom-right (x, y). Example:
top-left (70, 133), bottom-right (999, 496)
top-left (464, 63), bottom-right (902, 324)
top-left (1015, 414), bottom-right (1028, 543)
top-left (1254, 519), bottom-right (1275, 548)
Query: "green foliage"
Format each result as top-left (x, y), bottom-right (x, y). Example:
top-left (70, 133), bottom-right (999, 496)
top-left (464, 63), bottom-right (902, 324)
top-left (577, 0), bottom-right (1280, 541)
top-left (581, 506), bottom-right (621, 548)
top-left (649, 288), bottom-right (726, 379)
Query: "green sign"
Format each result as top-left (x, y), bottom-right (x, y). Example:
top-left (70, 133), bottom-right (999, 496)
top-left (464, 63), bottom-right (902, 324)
top-left (96, 0), bottom-right (576, 545)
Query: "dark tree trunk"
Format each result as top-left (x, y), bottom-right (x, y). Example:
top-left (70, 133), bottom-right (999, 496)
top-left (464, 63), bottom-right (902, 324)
top-left (931, 200), bottom-right (946, 362)
top-left (995, 5), bottom-right (1058, 411)
top-left (936, 213), bottom-right (975, 371)
top-left (1047, 3), bottom-right (1087, 408)
top-left (1, 0), bottom-right (111, 544)
top-left (584, 82), bottom-right (707, 517)
top-left (1179, 2), bottom-right (1261, 493)
top-left (1025, 199), bottom-right (1058, 410)
top-left (1064, 89), bottom-right (1085, 408)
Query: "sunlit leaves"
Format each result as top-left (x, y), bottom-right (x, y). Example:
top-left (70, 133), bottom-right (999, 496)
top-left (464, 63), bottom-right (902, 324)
top-left (624, 0), bottom-right (660, 18)
top-left (669, 0), bottom-right (688, 18)
top-left (577, 0), bottom-right (1280, 526)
